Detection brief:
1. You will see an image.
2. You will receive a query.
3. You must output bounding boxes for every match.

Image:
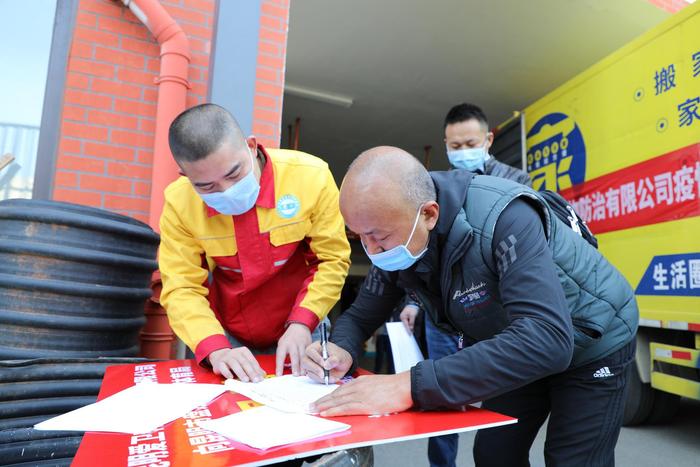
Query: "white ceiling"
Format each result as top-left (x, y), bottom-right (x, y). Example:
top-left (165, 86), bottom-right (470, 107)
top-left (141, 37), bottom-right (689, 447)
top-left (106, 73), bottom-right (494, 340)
top-left (282, 0), bottom-right (669, 180)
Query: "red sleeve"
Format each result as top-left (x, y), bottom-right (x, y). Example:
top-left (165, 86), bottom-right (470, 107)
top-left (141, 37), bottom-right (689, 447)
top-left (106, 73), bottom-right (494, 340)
top-left (287, 306), bottom-right (321, 331)
top-left (194, 334), bottom-right (231, 366)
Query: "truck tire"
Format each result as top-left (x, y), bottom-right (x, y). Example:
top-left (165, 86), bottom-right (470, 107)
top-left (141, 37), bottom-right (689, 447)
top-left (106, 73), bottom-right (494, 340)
top-left (642, 330), bottom-right (685, 424)
top-left (646, 391), bottom-right (680, 424)
top-left (623, 356), bottom-right (682, 426)
top-left (623, 363), bottom-right (653, 426)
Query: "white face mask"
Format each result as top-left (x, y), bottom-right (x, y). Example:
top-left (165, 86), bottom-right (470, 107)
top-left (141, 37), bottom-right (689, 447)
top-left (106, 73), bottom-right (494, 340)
top-left (198, 147), bottom-right (260, 215)
top-left (446, 137), bottom-right (490, 172)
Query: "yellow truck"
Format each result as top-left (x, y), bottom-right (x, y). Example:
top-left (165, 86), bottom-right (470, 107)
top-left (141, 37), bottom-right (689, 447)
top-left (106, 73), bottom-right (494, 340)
top-left (498, 3), bottom-right (700, 425)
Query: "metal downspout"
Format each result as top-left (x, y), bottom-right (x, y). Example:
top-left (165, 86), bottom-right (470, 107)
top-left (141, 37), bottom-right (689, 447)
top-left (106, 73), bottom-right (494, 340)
top-left (120, 0), bottom-right (190, 231)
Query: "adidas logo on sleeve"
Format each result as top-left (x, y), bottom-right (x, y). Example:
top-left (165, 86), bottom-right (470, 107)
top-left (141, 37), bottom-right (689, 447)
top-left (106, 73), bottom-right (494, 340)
top-left (593, 367), bottom-right (614, 378)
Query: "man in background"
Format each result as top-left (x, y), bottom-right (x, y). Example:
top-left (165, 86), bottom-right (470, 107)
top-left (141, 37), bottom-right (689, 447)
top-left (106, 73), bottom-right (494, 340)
top-left (444, 102), bottom-right (531, 184)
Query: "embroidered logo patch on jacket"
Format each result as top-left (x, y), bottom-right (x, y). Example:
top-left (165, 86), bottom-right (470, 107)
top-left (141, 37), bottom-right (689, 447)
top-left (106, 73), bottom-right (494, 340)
top-left (453, 282), bottom-right (491, 310)
top-left (276, 194), bottom-right (300, 218)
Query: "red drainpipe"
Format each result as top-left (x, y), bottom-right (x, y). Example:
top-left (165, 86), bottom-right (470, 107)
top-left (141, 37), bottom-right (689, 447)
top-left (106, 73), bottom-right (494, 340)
top-left (118, 0), bottom-right (191, 359)
top-left (120, 0), bottom-right (190, 229)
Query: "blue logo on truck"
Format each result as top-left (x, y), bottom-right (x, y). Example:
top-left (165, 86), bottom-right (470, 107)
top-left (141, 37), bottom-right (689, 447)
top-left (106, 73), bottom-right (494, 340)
top-left (526, 113), bottom-right (586, 191)
top-left (636, 253), bottom-right (700, 297)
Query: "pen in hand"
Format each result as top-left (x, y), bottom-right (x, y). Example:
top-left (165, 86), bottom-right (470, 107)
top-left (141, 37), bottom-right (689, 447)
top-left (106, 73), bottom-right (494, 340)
top-left (321, 322), bottom-right (329, 385)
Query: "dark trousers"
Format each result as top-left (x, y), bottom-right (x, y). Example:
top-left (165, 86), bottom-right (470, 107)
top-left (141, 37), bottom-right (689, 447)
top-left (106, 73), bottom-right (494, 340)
top-left (473, 340), bottom-right (635, 467)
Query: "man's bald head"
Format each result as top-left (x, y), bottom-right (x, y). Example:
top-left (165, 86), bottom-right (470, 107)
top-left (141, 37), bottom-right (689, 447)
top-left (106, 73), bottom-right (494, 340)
top-left (169, 103), bottom-right (246, 164)
top-left (341, 146), bottom-right (439, 259)
top-left (341, 146), bottom-right (436, 214)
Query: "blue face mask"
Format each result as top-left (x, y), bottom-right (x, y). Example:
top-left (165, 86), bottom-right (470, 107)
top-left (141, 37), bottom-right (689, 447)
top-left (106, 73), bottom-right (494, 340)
top-left (446, 139), bottom-right (490, 172)
top-left (362, 207), bottom-right (428, 271)
top-left (198, 147), bottom-right (261, 215)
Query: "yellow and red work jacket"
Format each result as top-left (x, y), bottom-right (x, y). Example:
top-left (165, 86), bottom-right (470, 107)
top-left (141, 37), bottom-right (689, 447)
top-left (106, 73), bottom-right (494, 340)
top-left (159, 146), bottom-right (351, 364)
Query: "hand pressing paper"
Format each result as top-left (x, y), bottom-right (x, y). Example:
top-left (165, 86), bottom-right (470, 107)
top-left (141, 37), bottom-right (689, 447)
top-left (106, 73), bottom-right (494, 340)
top-left (225, 375), bottom-right (339, 414)
top-left (199, 406), bottom-right (350, 450)
top-left (34, 382), bottom-right (228, 434)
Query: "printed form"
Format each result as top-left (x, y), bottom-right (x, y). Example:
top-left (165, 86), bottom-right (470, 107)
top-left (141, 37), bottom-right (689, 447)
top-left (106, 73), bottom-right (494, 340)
top-left (225, 375), bottom-right (338, 413)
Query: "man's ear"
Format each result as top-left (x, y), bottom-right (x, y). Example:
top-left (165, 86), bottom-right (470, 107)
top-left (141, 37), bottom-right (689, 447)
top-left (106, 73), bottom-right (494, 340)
top-left (246, 135), bottom-right (258, 152)
top-left (423, 201), bottom-right (440, 230)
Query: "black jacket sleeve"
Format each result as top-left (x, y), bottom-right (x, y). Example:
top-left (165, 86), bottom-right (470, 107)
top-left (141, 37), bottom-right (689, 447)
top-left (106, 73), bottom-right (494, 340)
top-left (330, 266), bottom-right (405, 373)
top-left (411, 198), bottom-right (574, 409)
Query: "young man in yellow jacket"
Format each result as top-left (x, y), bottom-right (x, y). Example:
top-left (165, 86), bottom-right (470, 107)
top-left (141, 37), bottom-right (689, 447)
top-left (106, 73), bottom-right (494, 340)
top-left (159, 103), bottom-right (350, 381)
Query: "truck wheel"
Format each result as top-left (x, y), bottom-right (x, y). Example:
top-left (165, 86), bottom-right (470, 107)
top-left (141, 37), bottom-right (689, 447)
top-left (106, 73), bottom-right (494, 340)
top-left (623, 363), bottom-right (653, 426)
top-left (642, 330), bottom-right (686, 424)
top-left (646, 390), bottom-right (680, 424)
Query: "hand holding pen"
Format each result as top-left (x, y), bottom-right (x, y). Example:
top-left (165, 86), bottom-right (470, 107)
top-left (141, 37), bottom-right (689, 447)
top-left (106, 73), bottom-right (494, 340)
top-left (301, 332), bottom-right (354, 385)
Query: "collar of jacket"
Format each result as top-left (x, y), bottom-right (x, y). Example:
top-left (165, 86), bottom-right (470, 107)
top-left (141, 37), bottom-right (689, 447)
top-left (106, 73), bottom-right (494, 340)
top-left (429, 169), bottom-right (474, 237)
top-left (412, 170), bottom-right (475, 273)
top-left (482, 155), bottom-right (497, 174)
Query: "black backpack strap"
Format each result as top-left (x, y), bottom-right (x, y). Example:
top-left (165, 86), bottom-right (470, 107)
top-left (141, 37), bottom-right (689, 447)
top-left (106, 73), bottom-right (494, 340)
top-left (540, 190), bottom-right (599, 249)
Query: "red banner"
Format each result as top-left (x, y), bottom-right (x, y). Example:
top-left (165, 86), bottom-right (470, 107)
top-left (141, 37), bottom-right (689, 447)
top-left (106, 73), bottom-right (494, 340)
top-left (560, 144), bottom-right (700, 234)
top-left (72, 358), bottom-right (516, 466)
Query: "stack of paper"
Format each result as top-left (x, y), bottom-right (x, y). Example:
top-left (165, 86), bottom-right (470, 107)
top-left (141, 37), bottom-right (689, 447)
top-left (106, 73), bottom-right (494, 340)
top-left (199, 406), bottom-right (350, 450)
top-left (225, 375), bottom-right (338, 414)
top-left (34, 382), bottom-right (228, 434)
top-left (386, 322), bottom-right (425, 373)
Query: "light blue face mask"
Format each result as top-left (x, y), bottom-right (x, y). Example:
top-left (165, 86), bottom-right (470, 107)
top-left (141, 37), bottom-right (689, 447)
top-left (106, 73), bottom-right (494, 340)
top-left (446, 139), bottom-right (490, 172)
top-left (198, 147), bottom-right (261, 215)
top-left (362, 207), bottom-right (428, 271)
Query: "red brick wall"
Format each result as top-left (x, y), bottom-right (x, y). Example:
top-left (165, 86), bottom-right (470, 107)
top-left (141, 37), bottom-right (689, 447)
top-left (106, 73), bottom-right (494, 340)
top-left (252, 0), bottom-right (289, 149)
top-left (53, 0), bottom-right (291, 223)
top-left (647, 0), bottom-right (692, 14)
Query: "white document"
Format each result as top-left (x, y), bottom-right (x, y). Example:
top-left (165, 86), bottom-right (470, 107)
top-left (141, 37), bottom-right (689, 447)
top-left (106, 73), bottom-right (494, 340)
top-left (34, 382), bottom-right (227, 434)
top-left (386, 321), bottom-right (425, 373)
top-left (225, 375), bottom-right (338, 414)
top-left (199, 406), bottom-right (350, 450)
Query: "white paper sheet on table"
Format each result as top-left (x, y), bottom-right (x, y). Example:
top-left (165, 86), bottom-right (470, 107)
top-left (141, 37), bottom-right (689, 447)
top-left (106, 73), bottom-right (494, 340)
top-left (225, 375), bottom-right (338, 414)
top-left (386, 321), bottom-right (425, 373)
top-left (199, 406), bottom-right (350, 450)
top-left (34, 382), bottom-right (228, 434)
